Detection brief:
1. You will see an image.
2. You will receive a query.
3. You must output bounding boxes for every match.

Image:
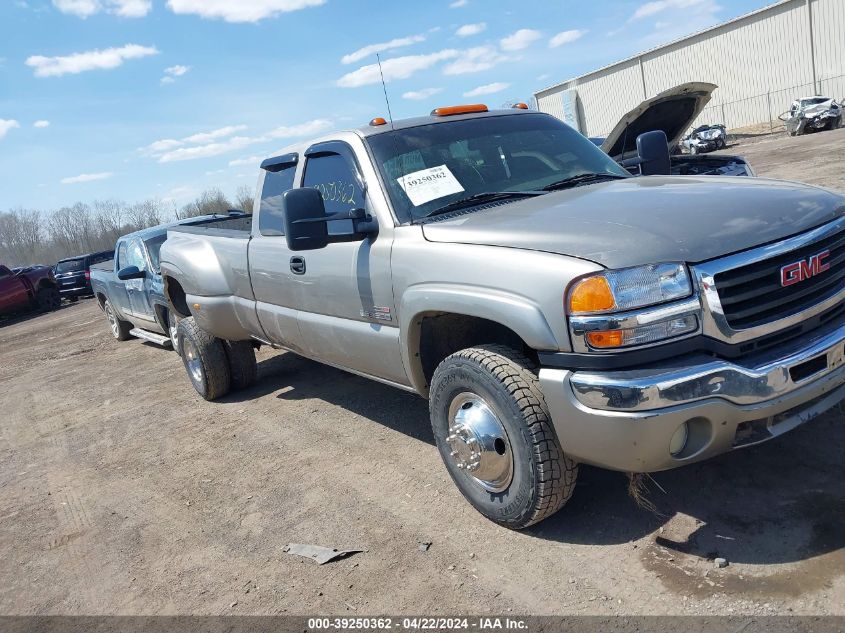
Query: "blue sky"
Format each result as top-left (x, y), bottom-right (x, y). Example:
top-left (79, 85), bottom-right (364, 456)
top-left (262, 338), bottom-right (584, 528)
top-left (0, 0), bottom-right (771, 211)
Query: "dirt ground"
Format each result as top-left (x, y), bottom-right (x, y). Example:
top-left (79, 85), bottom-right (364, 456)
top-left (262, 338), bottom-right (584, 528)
top-left (1, 129), bottom-right (845, 617)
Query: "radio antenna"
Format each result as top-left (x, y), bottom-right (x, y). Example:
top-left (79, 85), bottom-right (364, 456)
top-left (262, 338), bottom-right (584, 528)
top-left (376, 53), bottom-right (395, 130)
top-left (376, 53), bottom-right (412, 214)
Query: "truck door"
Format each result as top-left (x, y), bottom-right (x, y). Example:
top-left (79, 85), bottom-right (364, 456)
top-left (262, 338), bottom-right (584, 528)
top-left (0, 265), bottom-right (30, 313)
top-left (290, 141), bottom-right (405, 385)
top-left (124, 238), bottom-right (156, 324)
top-left (248, 155), bottom-right (307, 352)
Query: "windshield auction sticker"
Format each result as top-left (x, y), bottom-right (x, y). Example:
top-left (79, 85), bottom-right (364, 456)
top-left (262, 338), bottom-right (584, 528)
top-left (397, 165), bottom-right (465, 206)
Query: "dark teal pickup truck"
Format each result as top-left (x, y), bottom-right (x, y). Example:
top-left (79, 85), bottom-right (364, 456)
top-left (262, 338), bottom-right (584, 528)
top-left (90, 213), bottom-right (250, 348)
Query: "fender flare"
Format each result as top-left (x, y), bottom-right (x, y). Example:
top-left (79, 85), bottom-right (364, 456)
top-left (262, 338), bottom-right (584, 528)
top-left (399, 283), bottom-right (559, 393)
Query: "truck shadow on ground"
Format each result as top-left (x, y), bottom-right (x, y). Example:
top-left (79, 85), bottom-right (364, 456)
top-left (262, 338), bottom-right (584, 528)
top-left (230, 351), bottom-right (845, 569)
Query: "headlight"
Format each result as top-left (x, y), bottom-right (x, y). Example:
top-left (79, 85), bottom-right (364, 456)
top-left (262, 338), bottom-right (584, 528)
top-left (568, 263), bottom-right (691, 315)
top-left (567, 264), bottom-right (700, 352)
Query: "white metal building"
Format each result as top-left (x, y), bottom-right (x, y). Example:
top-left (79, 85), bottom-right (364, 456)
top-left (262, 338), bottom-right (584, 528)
top-left (535, 0), bottom-right (845, 136)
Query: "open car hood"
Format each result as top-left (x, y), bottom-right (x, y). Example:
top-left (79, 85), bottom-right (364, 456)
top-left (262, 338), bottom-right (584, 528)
top-left (601, 82), bottom-right (717, 159)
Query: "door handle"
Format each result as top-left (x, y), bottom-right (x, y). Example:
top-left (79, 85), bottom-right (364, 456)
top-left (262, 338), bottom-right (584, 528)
top-left (290, 256), bottom-right (306, 275)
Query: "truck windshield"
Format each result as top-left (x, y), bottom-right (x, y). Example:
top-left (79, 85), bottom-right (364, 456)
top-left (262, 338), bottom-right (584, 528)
top-left (56, 259), bottom-right (85, 273)
top-left (366, 112), bottom-right (630, 223)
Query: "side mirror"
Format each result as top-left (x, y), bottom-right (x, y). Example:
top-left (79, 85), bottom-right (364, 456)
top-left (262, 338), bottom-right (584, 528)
top-left (635, 130), bottom-right (671, 176)
top-left (283, 188), bottom-right (330, 251)
top-left (283, 188), bottom-right (378, 252)
top-left (117, 265), bottom-right (146, 281)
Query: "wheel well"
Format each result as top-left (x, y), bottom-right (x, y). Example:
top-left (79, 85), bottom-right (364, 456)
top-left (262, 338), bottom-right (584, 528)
top-left (164, 277), bottom-right (191, 318)
top-left (38, 279), bottom-right (57, 290)
top-left (154, 304), bottom-right (169, 331)
top-left (95, 292), bottom-right (107, 310)
top-left (417, 313), bottom-right (535, 387)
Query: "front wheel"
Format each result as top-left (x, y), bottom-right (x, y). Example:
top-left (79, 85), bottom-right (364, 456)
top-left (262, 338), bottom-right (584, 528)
top-left (177, 317), bottom-right (231, 401)
top-left (429, 344), bottom-right (578, 529)
top-left (167, 310), bottom-right (181, 355)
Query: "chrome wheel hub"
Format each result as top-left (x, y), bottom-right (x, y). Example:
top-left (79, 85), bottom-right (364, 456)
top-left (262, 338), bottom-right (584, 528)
top-left (183, 339), bottom-right (203, 384)
top-left (168, 313), bottom-right (179, 348)
top-left (446, 393), bottom-right (513, 493)
top-left (106, 305), bottom-right (118, 337)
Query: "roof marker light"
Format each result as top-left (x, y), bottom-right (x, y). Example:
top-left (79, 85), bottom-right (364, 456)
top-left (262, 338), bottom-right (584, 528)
top-left (512, 102), bottom-right (529, 110)
top-left (370, 117), bottom-right (388, 126)
top-left (431, 104), bottom-right (489, 117)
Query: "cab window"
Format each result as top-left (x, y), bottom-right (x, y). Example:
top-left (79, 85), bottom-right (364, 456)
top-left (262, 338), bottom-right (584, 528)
top-left (302, 152), bottom-right (361, 235)
top-left (116, 241), bottom-right (128, 269)
top-left (259, 164), bottom-right (298, 237)
top-left (125, 240), bottom-right (147, 271)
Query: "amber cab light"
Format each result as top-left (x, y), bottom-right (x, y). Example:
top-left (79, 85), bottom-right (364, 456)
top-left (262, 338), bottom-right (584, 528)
top-left (512, 102), bottom-right (529, 109)
top-left (370, 117), bottom-right (387, 126)
top-left (431, 104), bottom-right (489, 117)
top-left (568, 276), bottom-right (615, 314)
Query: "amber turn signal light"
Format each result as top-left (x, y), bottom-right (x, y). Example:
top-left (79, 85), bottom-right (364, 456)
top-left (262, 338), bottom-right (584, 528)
top-left (370, 117), bottom-right (387, 126)
top-left (431, 104), bottom-right (489, 116)
top-left (568, 276), bottom-right (615, 314)
top-left (511, 102), bottom-right (529, 109)
top-left (586, 330), bottom-right (624, 348)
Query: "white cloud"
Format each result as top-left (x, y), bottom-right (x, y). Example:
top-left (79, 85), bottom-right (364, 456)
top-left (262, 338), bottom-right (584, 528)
top-left (164, 64), bottom-right (190, 76)
top-left (0, 119), bottom-right (21, 139)
top-left (500, 28), bottom-right (542, 51)
top-left (184, 125), bottom-right (247, 144)
top-left (34, 120), bottom-right (51, 128)
top-left (456, 22), bottom-right (485, 37)
top-left (442, 46), bottom-right (506, 75)
top-left (229, 155), bottom-right (264, 167)
top-left (338, 49), bottom-right (459, 88)
top-left (402, 87), bottom-right (443, 100)
top-left (26, 44), bottom-right (158, 77)
top-left (631, 0), bottom-right (713, 20)
top-left (166, 0), bottom-right (325, 23)
top-left (52, 0), bottom-right (152, 18)
top-left (342, 35), bottom-right (426, 65)
top-left (449, 0), bottom-right (468, 7)
top-left (463, 82), bottom-right (510, 97)
top-left (61, 172), bottom-right (113, 184)
top-left (141, 119), bottom-right (332, 163)
top-left (549, 29), bottom-right (586, 48)
top-left (160, 76), bottom-right (175, 84)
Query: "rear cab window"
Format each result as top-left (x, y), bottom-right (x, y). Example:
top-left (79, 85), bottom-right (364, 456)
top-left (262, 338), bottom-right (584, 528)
top-left (259, 159), bottom-right (298, 237)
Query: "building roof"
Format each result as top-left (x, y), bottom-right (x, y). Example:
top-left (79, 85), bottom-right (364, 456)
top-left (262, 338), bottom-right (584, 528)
top-left (535, 0), bottom-right (794, 97)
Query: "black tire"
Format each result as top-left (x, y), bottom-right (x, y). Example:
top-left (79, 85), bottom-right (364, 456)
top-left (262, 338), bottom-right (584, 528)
top-left (690, 144), bottom-right (699, 155)
top-left (223, 340), bottom-right (258, 391)
top-left (103, 300), bottom-right (132, 340)
top-left (429, 344), bottom-right (578, 529)
top-left (36, 287), bottom-right (61, 312)
top-left (177, 317), bottom-right (231, 401)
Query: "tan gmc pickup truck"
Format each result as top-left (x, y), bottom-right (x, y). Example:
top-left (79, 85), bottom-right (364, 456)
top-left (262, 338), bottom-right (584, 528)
top-left (160, 104), bottom-right (845, 529)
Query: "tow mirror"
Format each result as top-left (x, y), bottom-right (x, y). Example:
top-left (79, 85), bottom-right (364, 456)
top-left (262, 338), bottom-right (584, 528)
top-left (283, 188), bottom-right (378, 252)
top-left (635, 130), bottom-right (671, 176)
top-left (283, 188), bottom-right (330, 251)
top-left (117, 265), bottom-right (146, 281)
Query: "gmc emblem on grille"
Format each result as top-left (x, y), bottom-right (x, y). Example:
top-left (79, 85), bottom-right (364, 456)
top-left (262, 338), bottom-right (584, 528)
top-left (780, 249), bottom-right (831, 287)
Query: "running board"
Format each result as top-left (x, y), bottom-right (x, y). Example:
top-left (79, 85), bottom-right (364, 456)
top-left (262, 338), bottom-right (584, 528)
top-left (130, 328), bottom-right (172, 347)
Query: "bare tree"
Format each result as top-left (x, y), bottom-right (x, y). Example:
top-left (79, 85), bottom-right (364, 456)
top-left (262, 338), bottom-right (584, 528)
top-left (176, 188), bottom-right (232, 219)
top-left (234, 184), bottom-right (255, 214)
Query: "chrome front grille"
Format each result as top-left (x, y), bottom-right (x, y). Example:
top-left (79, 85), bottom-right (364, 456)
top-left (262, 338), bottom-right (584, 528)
top-left (714, 226), bottom-right (845, 329)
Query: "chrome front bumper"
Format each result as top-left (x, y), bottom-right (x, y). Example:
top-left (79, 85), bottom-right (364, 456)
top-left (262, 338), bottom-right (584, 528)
top-left (539, 321), bottom-right (845, 473)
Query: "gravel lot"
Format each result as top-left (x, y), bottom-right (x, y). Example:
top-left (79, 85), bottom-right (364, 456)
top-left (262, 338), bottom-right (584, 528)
top-left (1, 128), bottom-right (844, 616)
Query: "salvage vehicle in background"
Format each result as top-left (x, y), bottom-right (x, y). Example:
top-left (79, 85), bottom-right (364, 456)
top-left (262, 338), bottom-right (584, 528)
top-left (0, 263), bottom-right (61, 318)
top-left (680, 123), bottom-right (727, 154)
top-left (599, 82), bottom-right (754, 176)
top-left (54, 250), bottom-right (114, 302)
top-left (161, 104), bottom-right (845, 529)
top-left (91, 213), bottom-right (249, 348)
top-left (780, 96), bottom-right (843, 136)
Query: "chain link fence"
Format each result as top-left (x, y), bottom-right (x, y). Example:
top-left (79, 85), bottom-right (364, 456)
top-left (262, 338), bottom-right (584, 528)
top-left (695, 72), bottom-right (845, 137)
